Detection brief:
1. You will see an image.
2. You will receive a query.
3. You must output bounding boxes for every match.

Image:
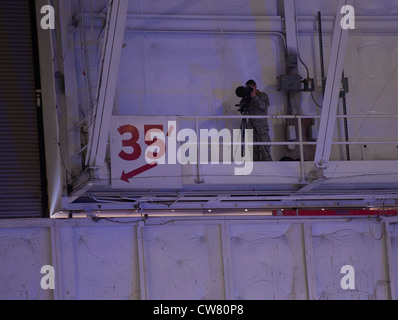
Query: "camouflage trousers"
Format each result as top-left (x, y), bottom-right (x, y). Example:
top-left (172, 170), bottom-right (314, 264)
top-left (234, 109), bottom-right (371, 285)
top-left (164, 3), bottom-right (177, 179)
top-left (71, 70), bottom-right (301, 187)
top-left (247, 119), bottom-right (272, 161)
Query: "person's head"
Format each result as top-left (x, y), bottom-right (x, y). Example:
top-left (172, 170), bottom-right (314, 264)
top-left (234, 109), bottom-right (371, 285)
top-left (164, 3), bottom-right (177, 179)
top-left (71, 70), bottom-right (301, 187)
top-left (246, 80), bottom-right (257, 97)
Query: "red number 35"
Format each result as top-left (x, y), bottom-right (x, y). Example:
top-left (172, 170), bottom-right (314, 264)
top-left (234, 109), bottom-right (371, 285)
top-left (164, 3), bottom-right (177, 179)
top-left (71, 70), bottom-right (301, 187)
top-left (117, 125), bottom-right (165, 161)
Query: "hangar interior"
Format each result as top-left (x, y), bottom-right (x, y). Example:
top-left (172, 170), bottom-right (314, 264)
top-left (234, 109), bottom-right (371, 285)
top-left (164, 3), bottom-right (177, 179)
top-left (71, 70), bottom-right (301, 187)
top-left (1, 0), bottom-right (398, 300)
top-left (41, 0), bottom-right (398, 216)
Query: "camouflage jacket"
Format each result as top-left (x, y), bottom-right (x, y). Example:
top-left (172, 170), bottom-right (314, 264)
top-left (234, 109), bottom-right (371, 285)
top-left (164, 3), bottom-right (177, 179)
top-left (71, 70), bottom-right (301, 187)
top-left (247, 91), bottom-right (270, 115)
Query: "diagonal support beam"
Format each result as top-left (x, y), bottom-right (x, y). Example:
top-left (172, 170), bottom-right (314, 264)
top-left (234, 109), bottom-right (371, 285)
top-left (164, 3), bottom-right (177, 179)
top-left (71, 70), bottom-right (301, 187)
top-left (314, 0), bottom-right (352, 168)
top-left (86, 0), bottom-right (128, 168)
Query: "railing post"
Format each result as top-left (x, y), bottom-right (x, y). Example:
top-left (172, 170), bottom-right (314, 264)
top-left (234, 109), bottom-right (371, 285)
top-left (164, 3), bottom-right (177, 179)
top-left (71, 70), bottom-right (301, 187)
top-left (297, 116), bottom-right (306, 182)
top-left (194, 117), bottom-right (204, 184)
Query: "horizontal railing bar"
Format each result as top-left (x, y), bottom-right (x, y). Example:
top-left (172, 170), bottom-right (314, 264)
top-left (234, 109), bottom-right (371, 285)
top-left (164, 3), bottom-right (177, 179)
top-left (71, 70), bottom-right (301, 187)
top-left (190, 141), bottom-right (398, 146)
top-left (178, 115), bottom-right (318, 119)
top-left (177, 114), bottom-right (398, 120)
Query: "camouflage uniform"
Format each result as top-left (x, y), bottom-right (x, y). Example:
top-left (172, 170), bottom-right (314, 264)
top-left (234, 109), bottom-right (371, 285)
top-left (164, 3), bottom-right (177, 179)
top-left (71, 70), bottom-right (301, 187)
top-left (246, 91), bottom-right (272, 161)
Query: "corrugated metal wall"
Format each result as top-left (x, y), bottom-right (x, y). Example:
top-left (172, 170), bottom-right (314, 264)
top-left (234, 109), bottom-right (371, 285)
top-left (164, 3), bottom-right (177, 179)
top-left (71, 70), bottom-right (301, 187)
top-left (0, 0), bottom-right (46, 218)
top-left (0, 216), bottom-right (397, 300)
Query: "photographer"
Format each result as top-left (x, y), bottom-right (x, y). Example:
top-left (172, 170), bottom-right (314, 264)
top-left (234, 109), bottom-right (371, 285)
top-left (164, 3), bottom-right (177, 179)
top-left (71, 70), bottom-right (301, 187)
top-left (239, 80), bottom-right (272, 162)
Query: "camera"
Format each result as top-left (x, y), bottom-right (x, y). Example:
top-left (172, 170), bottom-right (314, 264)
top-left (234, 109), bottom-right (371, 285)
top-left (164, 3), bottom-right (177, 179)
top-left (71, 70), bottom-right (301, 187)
top-left (235, 86), bottom-right (253, 98)
top-left (235, 86), bottom-right (253, 114)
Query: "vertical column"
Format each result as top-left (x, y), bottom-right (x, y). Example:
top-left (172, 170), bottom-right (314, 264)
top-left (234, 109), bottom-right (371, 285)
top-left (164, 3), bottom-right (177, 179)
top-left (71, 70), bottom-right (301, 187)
top-left (221, 221), bottom-right (234, 300)
top-left (35, 0), bottom-right (63, 216)
top-left (283, 0), bottom-right (300, 116)
top-left (385, 221), bottom-right (397, 300)
top-left (137, 221), bottom-right (150, 300)
top-left (314, 0), bottom-right (353, 167)
top-left (303, 223), bottom-right (317, 300)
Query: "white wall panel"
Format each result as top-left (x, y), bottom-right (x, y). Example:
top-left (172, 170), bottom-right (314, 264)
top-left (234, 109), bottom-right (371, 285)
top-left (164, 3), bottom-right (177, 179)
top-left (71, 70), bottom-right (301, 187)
top-left (228, 223), bottom-right (307, 299)
top-left (0, 217), bottom-right (397, 300)
top-left (144, 224), bottom-right (225, 300)
top-left (0, 225), bottom-right (53, 300)
top-left (57, 223), bottom-right (141, 300)
top-left (312, 221), bottom-right (390, 300)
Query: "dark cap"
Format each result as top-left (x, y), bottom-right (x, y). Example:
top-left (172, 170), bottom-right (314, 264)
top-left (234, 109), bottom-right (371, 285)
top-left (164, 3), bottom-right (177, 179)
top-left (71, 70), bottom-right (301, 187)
top-left (246, 79), bottom-right (257, 86)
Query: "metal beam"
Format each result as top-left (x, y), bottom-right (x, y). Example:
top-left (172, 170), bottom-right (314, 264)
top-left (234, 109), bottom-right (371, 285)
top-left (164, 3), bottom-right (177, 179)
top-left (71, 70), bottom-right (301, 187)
top-left (86, 0), bottom-right (128, 168)
top-left (314, 0), bottom-right (353, 168)
top-left (54, 0), bottom-right (82, 177)
top-left (35, 0), bottom-right (64, 216)
top-left (283, 0), bottom-right (300, 115)
top-left (283, 0), bottom-right (298, 56)
top-left (296, 178), bottom-right (326, 194)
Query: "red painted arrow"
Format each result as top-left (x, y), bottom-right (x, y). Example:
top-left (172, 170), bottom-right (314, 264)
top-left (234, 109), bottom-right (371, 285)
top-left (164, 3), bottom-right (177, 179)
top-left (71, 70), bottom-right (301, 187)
top-left (121, 163), bottom-right (158, 183)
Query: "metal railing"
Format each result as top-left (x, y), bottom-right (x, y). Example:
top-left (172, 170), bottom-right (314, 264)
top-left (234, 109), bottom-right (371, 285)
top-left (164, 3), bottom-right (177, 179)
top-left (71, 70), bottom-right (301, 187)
top-left (178, 114), bottom-right (398, 182)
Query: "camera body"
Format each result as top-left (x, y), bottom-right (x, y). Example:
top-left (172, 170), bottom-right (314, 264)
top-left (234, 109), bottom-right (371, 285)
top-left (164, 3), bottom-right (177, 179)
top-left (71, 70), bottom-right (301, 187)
top-left (235, 86), bottom-right (253, 114)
